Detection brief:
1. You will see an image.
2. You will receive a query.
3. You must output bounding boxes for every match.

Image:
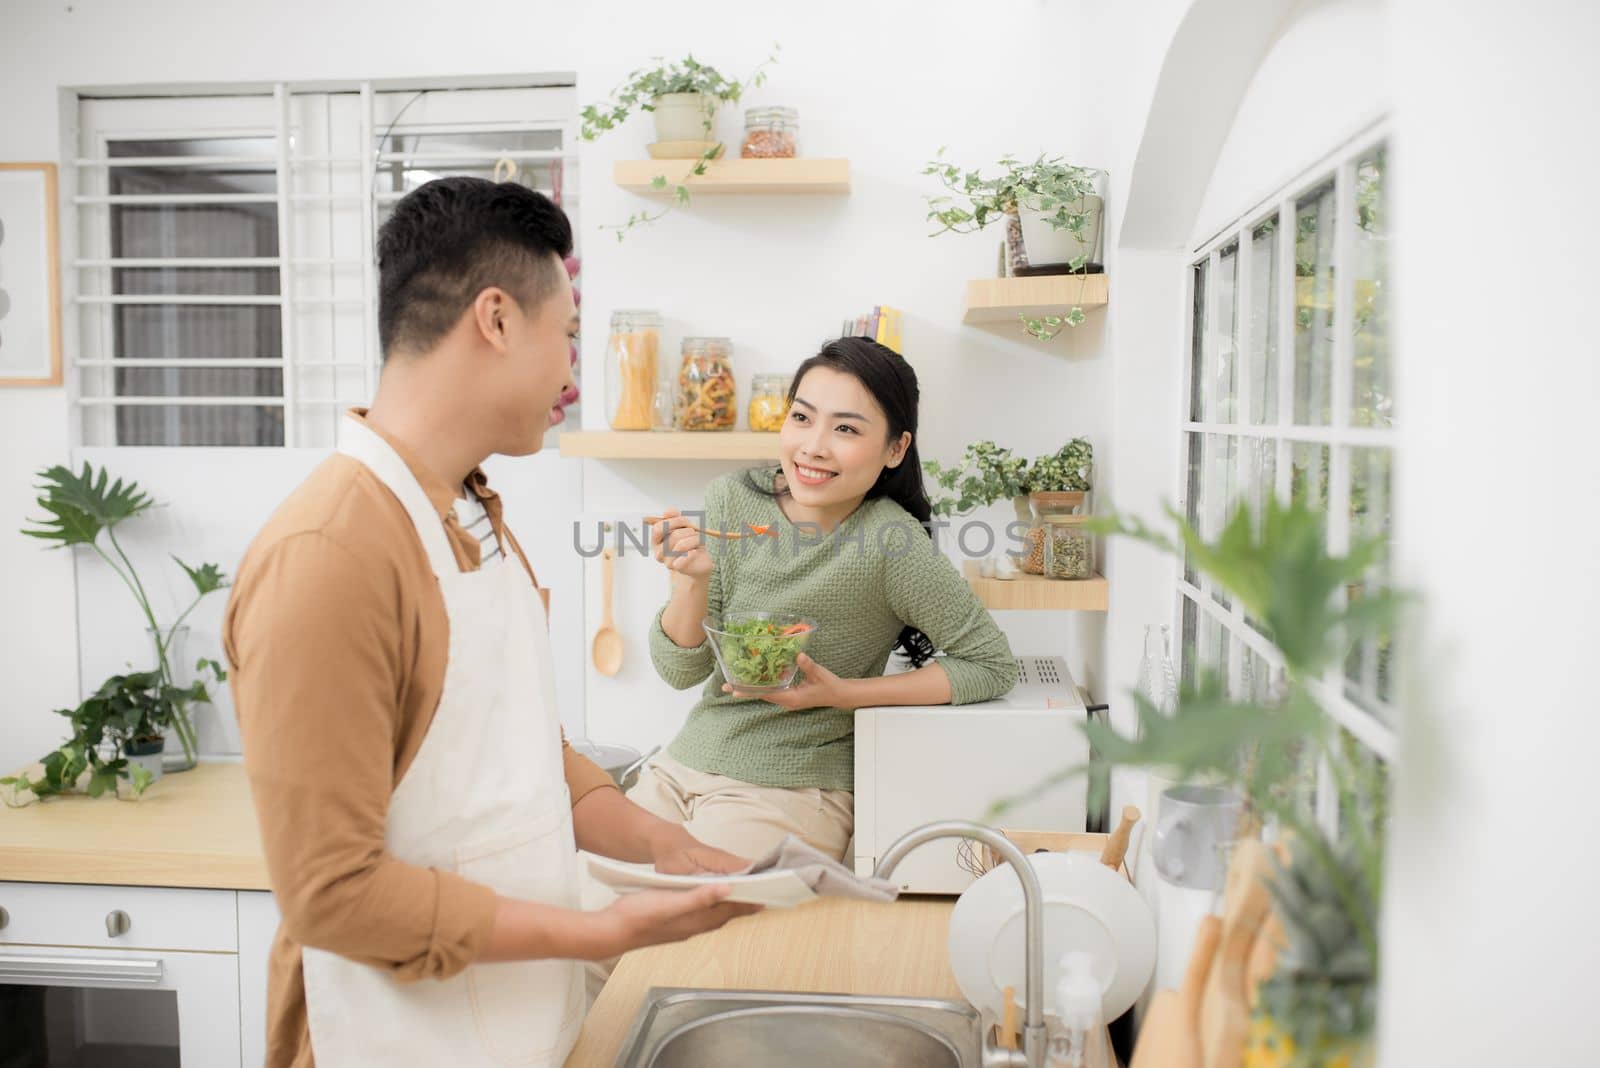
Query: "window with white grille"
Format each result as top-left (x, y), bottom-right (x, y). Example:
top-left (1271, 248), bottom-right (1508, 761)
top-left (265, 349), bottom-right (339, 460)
top-left (71, 80), bottom-right (579, 448)
top-left (1178, 120), bottom-right (1393, 828)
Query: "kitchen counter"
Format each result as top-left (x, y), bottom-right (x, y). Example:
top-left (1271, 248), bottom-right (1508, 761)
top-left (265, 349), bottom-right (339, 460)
top-left (565, 895), bottom-right (965, 1067)
top-left (0, 760), bottom-right (270, 890)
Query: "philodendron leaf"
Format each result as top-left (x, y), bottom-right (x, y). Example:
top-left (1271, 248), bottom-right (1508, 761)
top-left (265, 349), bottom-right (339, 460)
top-left (21, 463), bottom-right (154, 548)
top-left (175, 557), bottom-right (229, 597)
top-left (128, 764), bottom-right (154, 796)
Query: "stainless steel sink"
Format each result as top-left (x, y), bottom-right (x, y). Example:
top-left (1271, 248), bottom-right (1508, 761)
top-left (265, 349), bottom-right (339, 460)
top-left (612, 988), bottom-right (984, 1068)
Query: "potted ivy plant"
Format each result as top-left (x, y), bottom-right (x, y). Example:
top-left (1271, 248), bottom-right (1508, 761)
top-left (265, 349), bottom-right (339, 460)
top-left (923, 440), bottom-right (1030, 522)
top-left (1025, 438), bottom-right (1094, 515)
top-left (925, 151), bottom-right (1104, 267)
top-left (581, 47), bottom-right (778, 238)
top-left (20, 463), bottom-right (230, 772)
top-left (1, 665), bottom-right (225, 803)
top-left (924, 438), bottom-right (1094, 523)
top-left (925, 151), bottom-right (1106, 339)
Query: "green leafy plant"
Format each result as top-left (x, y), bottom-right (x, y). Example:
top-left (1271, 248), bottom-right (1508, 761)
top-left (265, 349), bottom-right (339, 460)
top-left (19, 463), bottom-right (230, 770)
top-left (923, 441), bottom-right (1028, 517)
top-left (0, 665), bottom-right (225, 803)
top-left (992, 496), bottom-right (1400, 1065)
top-left (582, 47), bottom-right (779, 239)
top-left (1025, 439), bottom-right (1093, 494)
top-left (923, 438), bottom-right (1093, 516)
top-left (924, 151), bottom-right (1104, 339)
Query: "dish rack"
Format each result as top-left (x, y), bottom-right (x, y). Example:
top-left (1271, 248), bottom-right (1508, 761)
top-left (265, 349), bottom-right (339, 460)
top-left (956, 826), bottom-right (1138, 884)
top-left (963, 824), bottom-right (1140, 1063)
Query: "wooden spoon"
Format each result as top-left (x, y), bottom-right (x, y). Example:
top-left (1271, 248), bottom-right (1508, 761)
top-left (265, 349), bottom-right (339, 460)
top-left (591, 547), bottom-right (623, 677)
top-left (999, 985), bottom-right (1019, 1051)
top-left (644, 514), bottom-right (777, 540)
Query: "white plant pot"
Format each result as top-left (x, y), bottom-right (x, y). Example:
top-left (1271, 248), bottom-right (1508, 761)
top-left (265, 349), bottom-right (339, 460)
top-left (1017, 194), bottom-right (1104, 268)
top-left (652, 93), bottom-right (719, 144)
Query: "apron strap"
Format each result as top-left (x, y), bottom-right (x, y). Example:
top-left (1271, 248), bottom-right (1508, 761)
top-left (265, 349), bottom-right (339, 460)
top-left (336, 415), bottom-right (459, 578)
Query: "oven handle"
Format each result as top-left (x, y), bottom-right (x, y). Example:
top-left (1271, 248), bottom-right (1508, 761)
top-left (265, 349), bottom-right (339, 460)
top-left (0, 954), bottom-right (164, 985)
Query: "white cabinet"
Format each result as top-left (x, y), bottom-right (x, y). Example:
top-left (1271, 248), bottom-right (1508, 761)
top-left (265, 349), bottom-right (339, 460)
top-left (237, 890), bottom-right (281, 1068)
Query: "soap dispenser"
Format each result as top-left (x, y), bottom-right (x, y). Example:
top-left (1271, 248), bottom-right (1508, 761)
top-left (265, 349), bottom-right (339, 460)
top-left (1045, 951), bottom-right (1110, 1068)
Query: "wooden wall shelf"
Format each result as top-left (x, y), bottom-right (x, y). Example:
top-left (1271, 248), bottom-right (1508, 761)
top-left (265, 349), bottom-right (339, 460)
top-left (559, 431), bottom-right (781, 461)
top-left (963, 274), bottom-right (1110, 324)
top-left (963, 561), bottom-right (1109, 611)
top-left (614, 158), bottom-right (851, 195)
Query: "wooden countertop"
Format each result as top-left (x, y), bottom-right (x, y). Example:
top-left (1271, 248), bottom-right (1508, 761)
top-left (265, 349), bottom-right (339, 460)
top-left (565, 896), bottom-right (963, 1067)
top-left (0, 760), bottom-right (270, 890)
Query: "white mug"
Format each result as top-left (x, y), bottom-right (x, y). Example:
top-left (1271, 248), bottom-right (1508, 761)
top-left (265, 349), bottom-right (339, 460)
top-left (1152, 784), bottom-right (1242, 891)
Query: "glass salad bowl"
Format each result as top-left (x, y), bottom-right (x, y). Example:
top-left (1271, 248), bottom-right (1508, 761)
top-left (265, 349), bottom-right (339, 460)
top-left (703, 612), bottom-right (819, 693)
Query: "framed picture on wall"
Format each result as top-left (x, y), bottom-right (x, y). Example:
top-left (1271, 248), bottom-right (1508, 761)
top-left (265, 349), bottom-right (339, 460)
top-left (0, 162), bottom-right (63, 387)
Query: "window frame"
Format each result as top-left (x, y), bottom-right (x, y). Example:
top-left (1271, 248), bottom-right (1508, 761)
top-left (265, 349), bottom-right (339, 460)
top-left (1175, 117), bottom-right (1395, 831)
top-left (69, 79), bottom-right (580, 448)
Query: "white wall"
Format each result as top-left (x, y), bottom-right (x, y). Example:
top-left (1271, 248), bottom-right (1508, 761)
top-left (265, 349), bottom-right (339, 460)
top-left (1380, 1), bottom-right (1600, 1064)
top-left (1192, 0), bottom-right (1388, 245)
top-left (0, 0), bottom-right (1112, 770)
top-left (0, 391), bottom-right (76, 766)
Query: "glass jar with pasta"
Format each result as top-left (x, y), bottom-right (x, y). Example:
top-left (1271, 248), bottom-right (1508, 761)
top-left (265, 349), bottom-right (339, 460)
top-left (604, 310), bottom-right (662, 430)
top-left (676, 338), bottom-right (737, 431)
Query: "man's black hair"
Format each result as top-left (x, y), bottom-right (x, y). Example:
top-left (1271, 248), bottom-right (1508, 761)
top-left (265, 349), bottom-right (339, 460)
top-left (376, 177), bottom-right (573, 358)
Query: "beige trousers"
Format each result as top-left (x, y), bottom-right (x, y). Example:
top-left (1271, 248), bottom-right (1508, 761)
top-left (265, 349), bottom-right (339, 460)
top-left (624, 751), bottom-right (855, 863)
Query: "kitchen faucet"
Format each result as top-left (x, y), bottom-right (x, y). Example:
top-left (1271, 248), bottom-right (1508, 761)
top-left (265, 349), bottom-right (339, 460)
top-left (872, 821), bottom-right (1046, 1068)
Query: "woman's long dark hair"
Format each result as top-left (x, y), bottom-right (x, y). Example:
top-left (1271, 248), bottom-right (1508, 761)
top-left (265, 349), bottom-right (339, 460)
top-left (745, 337), bottom-right (937, 667)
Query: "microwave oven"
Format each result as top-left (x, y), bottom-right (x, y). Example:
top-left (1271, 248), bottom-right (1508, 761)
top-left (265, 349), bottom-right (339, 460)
top-left (852, 655), bottom-right (1095, 895)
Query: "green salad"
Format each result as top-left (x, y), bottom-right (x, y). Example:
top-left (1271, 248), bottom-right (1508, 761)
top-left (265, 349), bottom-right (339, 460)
top-left (716, 617), bottom-right (814, 687)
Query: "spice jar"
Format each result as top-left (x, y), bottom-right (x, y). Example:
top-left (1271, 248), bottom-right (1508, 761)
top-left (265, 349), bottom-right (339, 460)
top-left (741, 107), bottom-right (799, 158)
top-left (1020, 492), bottom-right (1092, 576)
top-left (748, 373), bottom-right (790, 432)
top-left (677, 337), bottom-right (737, 431)
top-left (603, 310), bottom-right (661, 431)
top-left (1043, 516), bottom-right (1096, 580)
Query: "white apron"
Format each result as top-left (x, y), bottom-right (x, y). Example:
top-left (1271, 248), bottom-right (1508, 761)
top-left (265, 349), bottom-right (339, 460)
top-left (302, 415), bottom-right (584, 1067)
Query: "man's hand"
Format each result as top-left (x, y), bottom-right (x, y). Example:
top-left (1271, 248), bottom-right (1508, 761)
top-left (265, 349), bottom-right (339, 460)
top-left (722, 653), bottom-right (857, 711)
top-left (647, 823), bottom-right (751, 876)
top-left (596, 886), bottom-right (761, 957)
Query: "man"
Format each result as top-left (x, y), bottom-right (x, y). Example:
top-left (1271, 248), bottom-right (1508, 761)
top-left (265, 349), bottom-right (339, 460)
top-left (225, 177), bottom-right (754, 1068)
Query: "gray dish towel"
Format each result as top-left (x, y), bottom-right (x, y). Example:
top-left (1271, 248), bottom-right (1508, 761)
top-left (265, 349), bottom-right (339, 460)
top-left (738, 834), bottom-right (901, 902)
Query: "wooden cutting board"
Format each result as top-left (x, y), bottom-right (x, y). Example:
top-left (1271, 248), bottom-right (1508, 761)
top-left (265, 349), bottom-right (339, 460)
top-left (1198, 839), bottom-right (1275, 1068)
top-left (1131, 913), bottom-right (1221, 1068)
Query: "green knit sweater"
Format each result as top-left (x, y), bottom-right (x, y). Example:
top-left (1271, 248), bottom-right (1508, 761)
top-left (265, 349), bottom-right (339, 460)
top-left (649, 472), bottom-right (1017, 791)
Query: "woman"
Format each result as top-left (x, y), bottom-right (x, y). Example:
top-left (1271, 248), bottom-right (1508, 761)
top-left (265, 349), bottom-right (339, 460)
top-left (631, 337), bottom-right (1018, 861)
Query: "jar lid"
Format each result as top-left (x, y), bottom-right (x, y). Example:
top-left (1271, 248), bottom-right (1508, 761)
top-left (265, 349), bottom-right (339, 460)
top-left (682, 336), bottom-right (733, 347)
top-left (745, 106), bottom-right (798, 123)
top-left (610, 308), bottom-right (661, 325)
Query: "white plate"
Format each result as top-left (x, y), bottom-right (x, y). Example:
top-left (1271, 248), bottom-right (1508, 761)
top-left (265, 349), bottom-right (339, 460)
top-left (948, 851), bottom-right (1155, 1022)
top-left (585, 854), bottom-right (816, 908)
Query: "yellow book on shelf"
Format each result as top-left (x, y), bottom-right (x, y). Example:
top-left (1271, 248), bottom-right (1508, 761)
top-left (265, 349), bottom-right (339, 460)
top-left (882, 307), bottom-right (904, 354)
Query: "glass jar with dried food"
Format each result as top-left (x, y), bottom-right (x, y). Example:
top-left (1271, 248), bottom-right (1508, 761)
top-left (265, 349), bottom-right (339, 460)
top-left (748, 373), bottom-right (790, 432)
top-left (604, 310), bottom-right (662, 431)
top-left (1043, 515), bottom-right (1096, 580)
top-left (677, 337), bottom-right (737, 431)
top-left (741, 106), bottom-right (799, 158)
